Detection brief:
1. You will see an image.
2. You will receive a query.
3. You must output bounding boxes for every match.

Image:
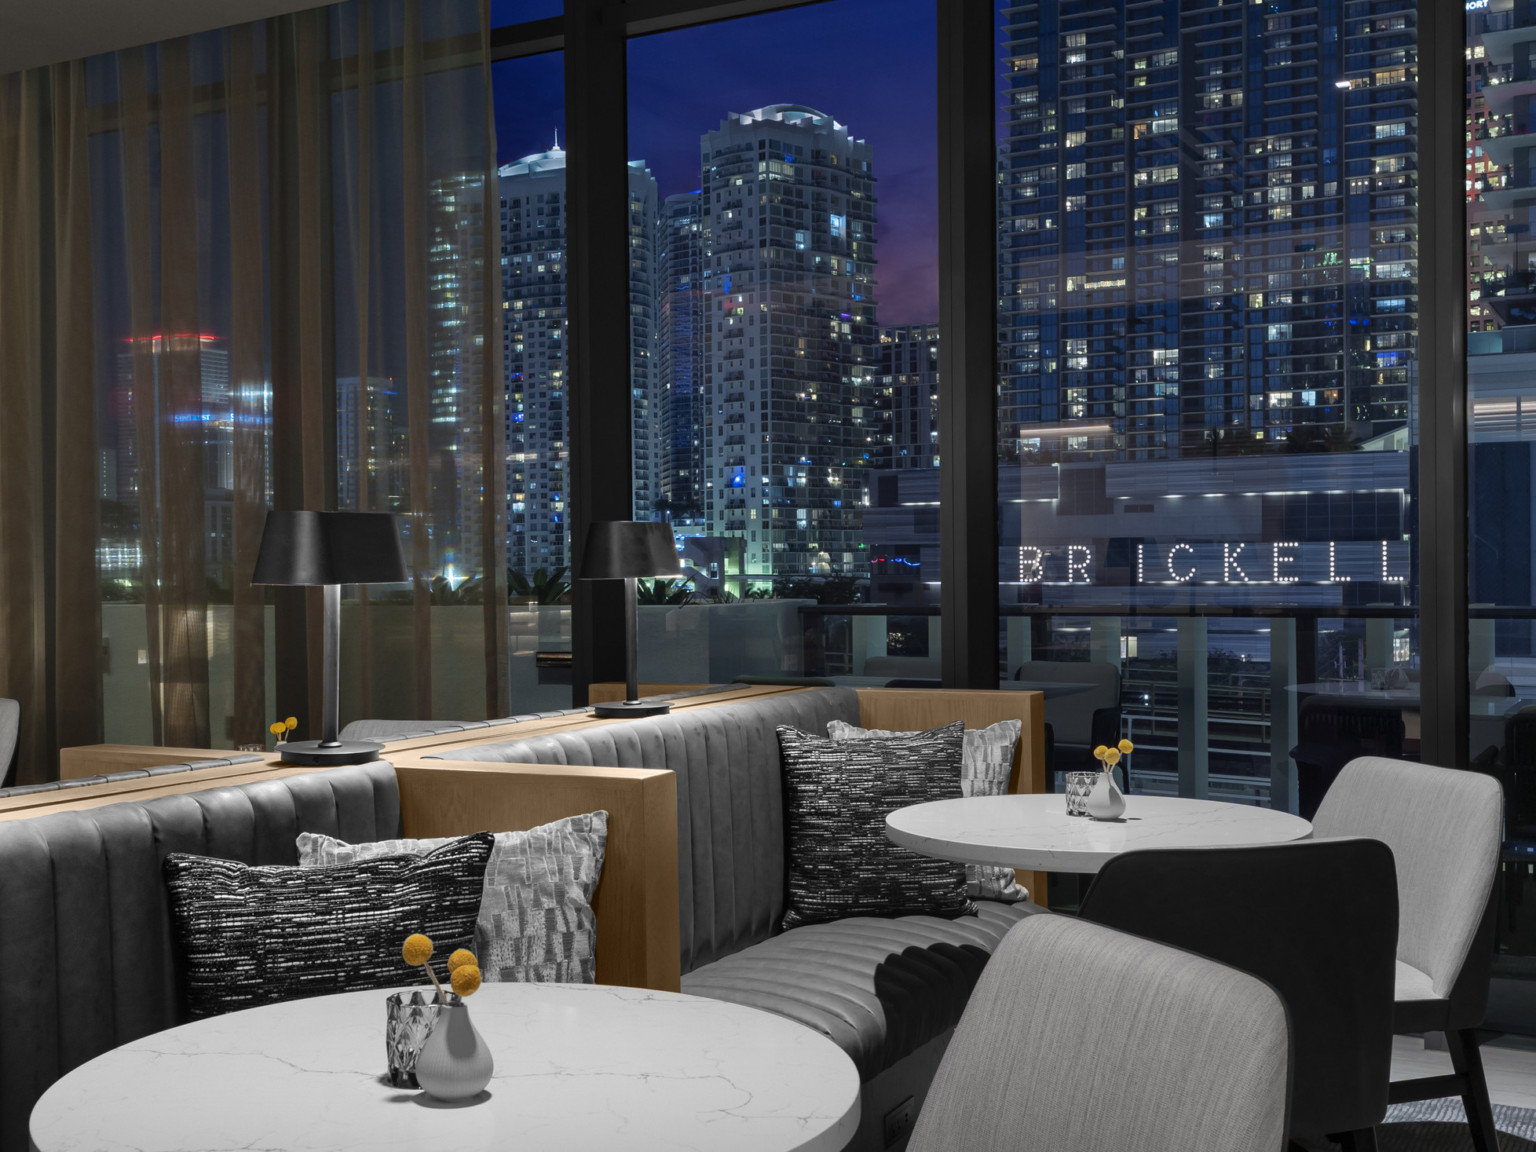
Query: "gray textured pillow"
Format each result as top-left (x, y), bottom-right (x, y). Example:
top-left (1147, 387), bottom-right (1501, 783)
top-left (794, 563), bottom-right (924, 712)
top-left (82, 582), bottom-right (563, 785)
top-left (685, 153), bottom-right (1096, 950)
top-left (297, 811), bottom-right (608, 984)
top-left (828, 718), bottom-right (1027, 902)
top-left (777, 721), bottom-right (976, 929)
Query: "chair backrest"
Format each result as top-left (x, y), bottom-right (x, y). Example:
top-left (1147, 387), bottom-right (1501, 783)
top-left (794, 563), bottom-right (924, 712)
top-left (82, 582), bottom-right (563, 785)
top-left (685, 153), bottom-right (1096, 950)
top-left (0, 699), bottom-right (17, 785)
top-left (1313, 757), bottom-right (1503, 999)
top-left (1012, 660), bottom-right (1119, 747)
top-left (1078, 841), bottom-right (1396, 1138)
top-left (1296, 696), bottom-right (1405, 753)
top-left (908, 915), bottom-right (1290, 1152)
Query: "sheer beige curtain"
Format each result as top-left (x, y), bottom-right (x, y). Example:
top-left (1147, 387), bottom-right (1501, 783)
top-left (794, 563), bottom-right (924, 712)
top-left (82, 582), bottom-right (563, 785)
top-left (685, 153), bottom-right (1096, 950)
top-left (0, 65), bottom-right (102, 783)
top-left (0, 0), bottom-right (505, 781)
top-left (333, 0), bottom-right (507, 725)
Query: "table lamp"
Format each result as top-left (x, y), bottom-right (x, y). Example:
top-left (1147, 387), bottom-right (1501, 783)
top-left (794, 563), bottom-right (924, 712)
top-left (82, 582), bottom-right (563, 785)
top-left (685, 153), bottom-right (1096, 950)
top-left (578, 520), bottom-right (681, 718)
top-left (252, 510), bottom-right (408, 764)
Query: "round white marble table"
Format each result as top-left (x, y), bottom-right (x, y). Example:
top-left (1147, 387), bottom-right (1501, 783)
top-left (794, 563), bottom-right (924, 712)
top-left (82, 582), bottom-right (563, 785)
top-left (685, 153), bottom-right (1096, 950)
top-left (29, 983), bottom-right (861, 1152)
top-left (886, 793), bottom-right (1312, 874)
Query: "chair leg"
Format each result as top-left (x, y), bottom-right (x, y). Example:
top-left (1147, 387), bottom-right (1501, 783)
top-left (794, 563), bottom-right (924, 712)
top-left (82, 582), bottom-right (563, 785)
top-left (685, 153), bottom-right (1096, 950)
top-left (1332, 1129), bottom-right (1379, 1152)
top-left (1446, 1028), bottom-right (1500, 1152)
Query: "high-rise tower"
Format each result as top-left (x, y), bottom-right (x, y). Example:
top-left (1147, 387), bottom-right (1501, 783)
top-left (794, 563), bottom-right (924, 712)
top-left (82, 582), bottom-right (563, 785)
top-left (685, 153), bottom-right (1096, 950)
top-left (996, 0), bottom-right (1413, 464)
top-left (660, 190), bottom-right (707, 521)
top-left (698, 104), bottom-right (878, 578)
top-left (500, 141), bottom-right (662, 574)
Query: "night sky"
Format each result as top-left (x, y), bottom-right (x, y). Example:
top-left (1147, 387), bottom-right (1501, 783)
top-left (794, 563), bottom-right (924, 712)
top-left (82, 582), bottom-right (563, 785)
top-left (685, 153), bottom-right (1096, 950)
top-left (493, 0), bottom-right (940, 324)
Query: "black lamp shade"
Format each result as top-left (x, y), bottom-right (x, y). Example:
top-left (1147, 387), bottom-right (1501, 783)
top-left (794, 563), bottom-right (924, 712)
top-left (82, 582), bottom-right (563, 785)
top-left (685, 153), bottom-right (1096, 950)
top-left (252, 511), bottom-right (408, 586)
top-left (579, 521), bottom-right (681, 580)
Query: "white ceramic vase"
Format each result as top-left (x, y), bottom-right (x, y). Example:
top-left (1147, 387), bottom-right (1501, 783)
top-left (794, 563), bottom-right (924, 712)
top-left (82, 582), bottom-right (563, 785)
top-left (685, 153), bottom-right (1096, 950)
top-left (414, 999), bottom-right (494, 1102)
top-left (1084, 771), bottom-right (1126, 821)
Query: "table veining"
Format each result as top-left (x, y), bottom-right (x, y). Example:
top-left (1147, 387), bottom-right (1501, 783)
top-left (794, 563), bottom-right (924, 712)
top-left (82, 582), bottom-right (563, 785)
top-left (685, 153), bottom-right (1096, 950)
top-left (29, 983), bottom-right (861, 1152)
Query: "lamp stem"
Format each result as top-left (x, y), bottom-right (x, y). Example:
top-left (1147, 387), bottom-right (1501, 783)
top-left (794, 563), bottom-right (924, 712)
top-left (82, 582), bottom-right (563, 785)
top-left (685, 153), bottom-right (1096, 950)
top-left (625, 575), bottom-right (639, 704)
top-left (321, 583), bottom-right (341, 747)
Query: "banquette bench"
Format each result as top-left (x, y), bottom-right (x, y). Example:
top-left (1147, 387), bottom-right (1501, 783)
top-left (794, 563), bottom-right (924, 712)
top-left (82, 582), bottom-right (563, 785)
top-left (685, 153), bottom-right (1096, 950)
top-left (393, 686), bottom-right (1047, 1151)
top-left (2, 685), bottom-right (1043, 1152)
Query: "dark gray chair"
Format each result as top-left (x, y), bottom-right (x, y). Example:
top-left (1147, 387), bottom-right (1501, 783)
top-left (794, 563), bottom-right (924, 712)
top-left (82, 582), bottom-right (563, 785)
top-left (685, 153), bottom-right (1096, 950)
top-left (1313, 757), bottom-right (1505, 1152)
top-left (1079, 840), bottom-right (1397, 1151)
top-left (908, 914), bottom-right (1291, 1152)
top-left (1289, 696), bottom-right (1404, 820)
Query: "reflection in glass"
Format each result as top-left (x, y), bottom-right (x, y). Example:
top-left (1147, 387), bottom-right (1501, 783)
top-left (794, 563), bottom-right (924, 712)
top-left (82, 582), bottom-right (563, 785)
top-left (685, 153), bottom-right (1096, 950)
top-left (1467, 1), bottom-right (1536, 1032)
top-left (995, 2), bottom-right (1420, 814)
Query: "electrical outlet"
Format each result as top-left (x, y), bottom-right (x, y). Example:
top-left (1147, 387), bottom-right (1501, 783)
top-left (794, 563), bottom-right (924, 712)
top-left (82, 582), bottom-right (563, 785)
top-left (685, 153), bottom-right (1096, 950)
top-left (883, 1097), bottom-right (916, 1147)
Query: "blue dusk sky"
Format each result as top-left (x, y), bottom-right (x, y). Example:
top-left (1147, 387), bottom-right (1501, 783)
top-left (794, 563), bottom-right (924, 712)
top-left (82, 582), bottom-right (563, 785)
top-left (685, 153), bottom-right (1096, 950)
top-left (494, 0), bottom-right (940, 323)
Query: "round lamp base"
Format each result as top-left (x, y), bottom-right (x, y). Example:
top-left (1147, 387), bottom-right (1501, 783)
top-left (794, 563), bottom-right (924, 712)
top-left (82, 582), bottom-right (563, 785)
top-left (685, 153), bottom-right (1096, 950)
top-left (591, 701), bottom-right (673, 719)
top-left (276, 740), bottom-right (384, 766)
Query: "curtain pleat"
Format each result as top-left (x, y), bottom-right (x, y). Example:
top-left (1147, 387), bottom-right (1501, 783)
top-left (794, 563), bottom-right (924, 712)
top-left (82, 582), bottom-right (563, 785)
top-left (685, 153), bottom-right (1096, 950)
top-left (157, 37), bottom-right (213, 748)
top-left (478, 0), bottom-right (509, 718)
top-left (117, 48), bottom-right (167, 748)
top-left (351, 0), bottom-right (378, 719)
top-left (50, 61), bottom-right (105, 754)
top-left (296, 10), bottom-right (333, 736)
top-left (402, 0), bottom-right (434, 722)
top-left (0, 72), bottom-right (48, 782)
top-left (225, 25), bottom-right (269, 749)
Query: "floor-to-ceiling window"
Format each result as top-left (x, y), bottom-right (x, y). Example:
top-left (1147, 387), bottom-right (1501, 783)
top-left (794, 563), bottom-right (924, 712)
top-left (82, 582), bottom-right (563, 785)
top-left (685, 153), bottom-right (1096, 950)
top-left (995, 0), bottom-right (1421, 814)
top-left (621, 0), bottom-right (942, 688)
top-left (1466, 0), bottom-right (1536, 1036)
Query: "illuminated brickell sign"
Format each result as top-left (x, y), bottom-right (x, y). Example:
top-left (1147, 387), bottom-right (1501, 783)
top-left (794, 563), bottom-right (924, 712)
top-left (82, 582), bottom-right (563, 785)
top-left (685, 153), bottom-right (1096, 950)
top-left (1013, 541), bottom-right (1410, 586)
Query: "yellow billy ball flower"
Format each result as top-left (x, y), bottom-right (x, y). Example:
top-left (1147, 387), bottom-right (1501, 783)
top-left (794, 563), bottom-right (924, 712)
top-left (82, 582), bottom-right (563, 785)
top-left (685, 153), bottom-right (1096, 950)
top-left (402, 933), bottom-right (434, 967)
top-left (450, 964), bottom-right (482, 998)
top-left (448, 949), bottom-right (477, 974)
top-left (1092, 745), bottom-right (1109, 761)
top-left (1104, 748), bottom-right (1121, 765)
top-left (284, 717), bottom-right (298, 731)
top-left (1118, 738), bottom-right (1135, 754)
top-left (269, 722), bottom-right (285, 736)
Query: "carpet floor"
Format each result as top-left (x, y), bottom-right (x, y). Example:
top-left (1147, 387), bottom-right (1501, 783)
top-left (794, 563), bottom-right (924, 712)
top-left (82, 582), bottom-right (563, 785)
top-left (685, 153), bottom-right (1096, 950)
top-left (1298, 1101), bottom-right (1536, 1150)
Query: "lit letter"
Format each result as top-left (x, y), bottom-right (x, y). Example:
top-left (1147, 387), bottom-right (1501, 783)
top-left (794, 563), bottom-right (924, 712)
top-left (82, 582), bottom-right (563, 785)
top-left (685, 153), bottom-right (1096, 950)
top-left (1167, 543), bottom-right (1196, 583)
top-left (1328, 541), bottom-right (1351, 583)
top-left (1380, 540), bottom-right (1405, 583)
top-left (1067, 545), bottom-right (1092, 584)
top-left (1272, 542), bottom-right (1298, 584)
top-left (1019, 546), bottom-right (1043, 583)
top-left (1222, 542), bottom-right (1254, 583)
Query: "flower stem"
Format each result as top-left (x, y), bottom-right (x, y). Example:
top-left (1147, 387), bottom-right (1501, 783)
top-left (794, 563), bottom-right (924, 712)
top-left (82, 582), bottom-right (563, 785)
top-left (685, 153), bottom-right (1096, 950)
top-left (419, 961), bottom-right (448, 1003)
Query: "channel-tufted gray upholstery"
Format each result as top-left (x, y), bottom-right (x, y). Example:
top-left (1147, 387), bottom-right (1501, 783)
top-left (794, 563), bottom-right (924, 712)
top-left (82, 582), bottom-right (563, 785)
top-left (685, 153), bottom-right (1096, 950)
top-left (0, 762), bottom-right (400, 1152)
top-left (433, 685), bottom-right (1032, 1113)
top-left (681, 902), bottom-right (1035, 1079)
top-left (436, 686), bottom-right (865, 972)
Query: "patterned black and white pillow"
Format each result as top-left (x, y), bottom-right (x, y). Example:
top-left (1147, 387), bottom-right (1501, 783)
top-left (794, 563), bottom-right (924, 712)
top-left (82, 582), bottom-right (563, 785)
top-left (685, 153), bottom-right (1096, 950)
top-left (827, 718), bottom-right (1027, 902)
top-left (164, 832), bottom-right (493, 1017)
top-left (777, 721), bottom-right (976, 929)
top-left (296, 811), bottom-right (608, 985)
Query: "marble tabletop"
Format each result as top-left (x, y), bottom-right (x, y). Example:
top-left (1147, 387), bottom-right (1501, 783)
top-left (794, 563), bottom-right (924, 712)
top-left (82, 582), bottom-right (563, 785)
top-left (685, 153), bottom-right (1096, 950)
top-left (886, 793), bottom-right (1313, 874)
top-left (29, 983), bottom-right (861, 1152)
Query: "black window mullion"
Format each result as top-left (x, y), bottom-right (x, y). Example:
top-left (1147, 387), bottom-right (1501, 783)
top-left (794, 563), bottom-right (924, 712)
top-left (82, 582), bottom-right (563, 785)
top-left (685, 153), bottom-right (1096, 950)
top-left (937, 0), bottom-right (999, 689)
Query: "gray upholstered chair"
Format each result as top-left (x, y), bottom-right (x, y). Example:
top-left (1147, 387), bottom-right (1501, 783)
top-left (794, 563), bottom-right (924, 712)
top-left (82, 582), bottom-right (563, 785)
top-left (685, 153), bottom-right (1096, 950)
top-left (1312, 756), bottom-right (1505, 1152)
top-left (907, 914), bottom-right (1291, 1152)
top-left (0, 698), bottom-right (17, 787)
